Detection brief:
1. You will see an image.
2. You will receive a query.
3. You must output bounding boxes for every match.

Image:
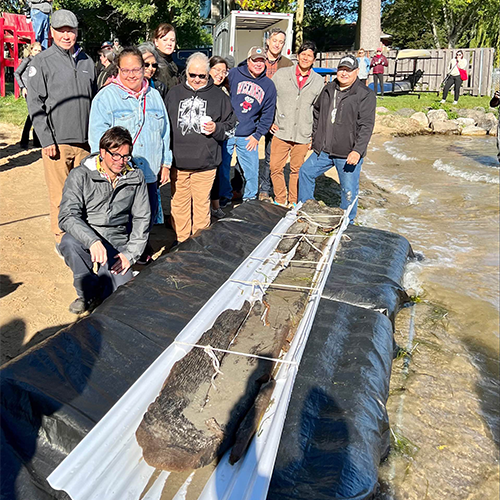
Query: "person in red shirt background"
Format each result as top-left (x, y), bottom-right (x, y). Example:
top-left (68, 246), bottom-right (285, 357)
top-left (370, 47), bottom-right (388, 98)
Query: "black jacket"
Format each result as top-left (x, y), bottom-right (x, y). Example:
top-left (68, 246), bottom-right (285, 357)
top-left (312, 78), bottom-right (376, 158)
top-left (166, 78), bottom-right (236, 171)
top-left (156, 52), bottom-right (180, 90)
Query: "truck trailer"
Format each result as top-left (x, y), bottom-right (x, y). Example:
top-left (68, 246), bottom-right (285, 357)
top-left (213, 10), bottom-right (294, 65)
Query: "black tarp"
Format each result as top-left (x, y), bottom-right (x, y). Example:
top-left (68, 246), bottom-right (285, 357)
top-left (268, 225), bottom-right (413, 500)
top-left (1, 204), bottom-right (412, 500)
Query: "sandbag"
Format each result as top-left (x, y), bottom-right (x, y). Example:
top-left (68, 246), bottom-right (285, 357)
top-left (268, 301), bottom-right (394, 500)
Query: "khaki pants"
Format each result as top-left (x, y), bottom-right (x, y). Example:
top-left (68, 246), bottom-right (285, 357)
top-left (270, 137), bottom-right (310, 205)
top-left (42, 143), bottom-right (89, 242)
top-left (171, 167), bottom-right (217, 243)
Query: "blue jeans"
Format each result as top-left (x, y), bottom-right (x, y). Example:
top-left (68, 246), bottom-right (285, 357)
top-left (258, 131), bottom-right (273, 195)
top-left (223, 136), bottom-right (259, 200)
top-left (30, 9), bottom-right (50, 50)
top-left (298, 151), bottom-right (363, 222)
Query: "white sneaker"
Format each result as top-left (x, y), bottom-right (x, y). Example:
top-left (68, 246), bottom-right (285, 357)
top-left (440, 99), bottom-right (446, 104)
top-left (453, 100), bottom-right (458, 105)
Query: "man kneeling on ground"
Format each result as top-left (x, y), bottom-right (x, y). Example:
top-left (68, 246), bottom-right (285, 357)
top-left (58, 127), bottom-right (150, 314)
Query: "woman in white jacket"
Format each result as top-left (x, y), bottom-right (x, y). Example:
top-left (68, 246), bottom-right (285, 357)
top-left (441, 51), bottom-right (468, 104)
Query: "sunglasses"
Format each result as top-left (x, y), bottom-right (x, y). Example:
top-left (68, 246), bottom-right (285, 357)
top-left (144, 62), bottom-right (158, 68)
top-left (106, 149), bottom-right (132, 162)
top-left (188, 72), bottom-right (208, 80)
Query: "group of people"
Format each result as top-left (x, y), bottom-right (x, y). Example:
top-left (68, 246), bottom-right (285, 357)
top-left (21, 8), bottom-right (376, 314)
top-left (356, 46), bottom-right (389, 97)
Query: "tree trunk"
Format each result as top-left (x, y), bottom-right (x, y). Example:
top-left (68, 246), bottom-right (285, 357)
top-left (359, 0), bottom-right (382, 52)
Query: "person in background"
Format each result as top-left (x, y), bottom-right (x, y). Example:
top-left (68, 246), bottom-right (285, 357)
top-left (96, 41), bottom-right (112, 73)
top-left (356, 48), bottom-right (370, 86)
top-left (489, 90), bottom-right (500, 162)
top-left (225, 47), bottom-right (276, 202)
top-left (258, 27), bottom-right (294, 202)
top-left (166, 53), bottom-right (235, 243)
top-left (112, 38), bottom-right (123, 55)
top-left (269, 41), bottom-right (324, 208)
top-left (27, 9), bottom-right (96, 248)
top-left (152, 23), bottom-right (180, 90)
top-left (97, 48), bottom-right (116, 89)
top-left (370, 47), bottom-right (388, 97)
top-left (14, 41), bottom-right (42, 148)
top-left (88, 47), bottom-right (172, 264)
top-left (29, 0), bottom-right (52, 50)
top-left (298, 55), bottom-right (376, 223)
top-left (138, 42), bottom-right (168, 104)
top-left (58, 126), bottom-right (150, 314)
top-left (208, 55), bottom-right (231, 219)
top-left (441, 50), bottom-right (468, 105)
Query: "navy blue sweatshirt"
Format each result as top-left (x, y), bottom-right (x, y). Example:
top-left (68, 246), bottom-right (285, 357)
top-left (228, 61), bottom-right (277, 140)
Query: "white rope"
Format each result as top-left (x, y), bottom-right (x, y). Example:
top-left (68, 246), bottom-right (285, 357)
top-left (301, 234), bottom-right (325, 256)
top-left (175, 341), bottom-right (298, 366)
top-left (229, 279), bottom-right (319, 293)
top-left (248, 256), bottom-right (329, 266)
top-left (203, 344), bottom-right (224, 390)
top-left (271, 232), bottom-right (333, 238)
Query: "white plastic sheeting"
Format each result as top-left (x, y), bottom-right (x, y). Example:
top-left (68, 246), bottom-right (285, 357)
top-left (48, 205), bottom-right (351, 500)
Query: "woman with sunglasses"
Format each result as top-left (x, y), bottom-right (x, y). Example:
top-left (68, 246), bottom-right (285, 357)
top-left (88, 47), bottom-right (172, 263)
top-left (166, 52), bottom-right (236, 244)
top-left (441, 51), bottom-right (468, 105)
top-left (138, 42), bottom-right (168, 105)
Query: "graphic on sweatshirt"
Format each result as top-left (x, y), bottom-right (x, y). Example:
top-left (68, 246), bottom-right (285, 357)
top-left (236, 81), bottom-right (265, 105)
top-left (177, 96), bottom-right (207, 135)
top-left (241, 96), bottom-right (254, 114)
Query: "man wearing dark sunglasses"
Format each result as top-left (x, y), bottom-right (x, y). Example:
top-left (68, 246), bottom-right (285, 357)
top-left (58, 126), bottom-right (150, 314)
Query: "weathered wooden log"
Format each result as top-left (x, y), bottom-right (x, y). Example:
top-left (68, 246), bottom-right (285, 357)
top-left (136, 302), bottom-right (250, 471)
top-left (229, 379), bottom-right (276, 465)
top-left (276, 221), bottom-right (310, 254)
top-left (301, 200), bottom-right (344, 232)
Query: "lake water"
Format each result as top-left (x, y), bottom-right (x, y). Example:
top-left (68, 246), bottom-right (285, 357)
top-left (359, 135), bottom-right (499, 499)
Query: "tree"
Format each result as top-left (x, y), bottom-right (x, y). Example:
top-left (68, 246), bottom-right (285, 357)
top-left (382, 0), bottom-right (500, 53)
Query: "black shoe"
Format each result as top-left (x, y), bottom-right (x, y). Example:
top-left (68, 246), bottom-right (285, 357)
top-left (219, 197), bottom-right (232, 208)
top-left (69, 297), bottom-right (100, 315)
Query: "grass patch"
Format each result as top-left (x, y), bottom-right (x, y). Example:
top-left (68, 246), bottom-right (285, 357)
top-left (1, 84), bottom-right (28, 127)
top-left (390, 428), bottom-right (419, 457)
top-left (376, 93), bottom-right (493, 113)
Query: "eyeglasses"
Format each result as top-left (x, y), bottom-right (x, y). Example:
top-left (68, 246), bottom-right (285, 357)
top-left (211, 68), bottom-right (228, 76)
top-left (188, 72), bottom-right (208, 79)
top-left (119, 67), bottom-right (144, 76)
top-left (144, 62), bottom-right (158, 69)
top-left (106, 149), bottom-right (132, 162)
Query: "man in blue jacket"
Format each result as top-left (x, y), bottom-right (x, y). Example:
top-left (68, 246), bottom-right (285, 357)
top-left (225, 47), bottom-right (277, 201)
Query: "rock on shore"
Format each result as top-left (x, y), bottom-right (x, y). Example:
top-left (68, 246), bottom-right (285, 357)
top-left (373, 104), bottom-right (498, 136)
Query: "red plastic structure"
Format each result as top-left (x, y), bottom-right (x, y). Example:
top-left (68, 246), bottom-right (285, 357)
top-left (1, 12), bottom-right (35, 98)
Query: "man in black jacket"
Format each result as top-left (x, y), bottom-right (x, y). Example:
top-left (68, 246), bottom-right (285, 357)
top-left (298, 55), bottom-right (376, 223)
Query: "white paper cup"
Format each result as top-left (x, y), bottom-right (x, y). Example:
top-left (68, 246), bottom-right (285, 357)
top-left (199, 115), bottom-right (212, 134)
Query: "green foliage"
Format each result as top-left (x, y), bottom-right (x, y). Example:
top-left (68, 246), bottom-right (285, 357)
top-left (303, 0), bottom-right (358, 51)
top-left (382, 0), bottom-right (500, 57)
top-left (0, 88), bottom-right (28, 127)
top-left (236, 0), bottom-right (294, 13)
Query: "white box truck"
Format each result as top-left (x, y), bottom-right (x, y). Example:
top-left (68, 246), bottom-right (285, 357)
top-left (213, 10), bottom-right (294, 65)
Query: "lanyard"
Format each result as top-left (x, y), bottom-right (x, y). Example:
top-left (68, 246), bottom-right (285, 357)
top-left (132, 93), bottom-right (147, 145)
top-left (331, 89), bottom-right (338, 123)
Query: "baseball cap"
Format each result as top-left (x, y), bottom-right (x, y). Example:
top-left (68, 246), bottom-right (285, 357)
top-left (51, 9), bottom-right (78, 29)
top-left (101, 41), bottom-right (113, 50)
top-left (247, 46), bottom-right (266, 61)
top-left (337, 55), bottom-right (358, 70)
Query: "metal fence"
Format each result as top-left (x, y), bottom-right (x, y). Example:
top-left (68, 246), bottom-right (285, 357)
top-left (316, 48), bottom-right (496, 96)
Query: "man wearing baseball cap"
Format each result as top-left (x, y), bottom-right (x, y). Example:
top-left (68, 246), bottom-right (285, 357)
top-left (27, 9), bottom-right (96, 249)
top-left (222, 46), bottom-right (277, 201)
top-left (298, 54), bottom-right (376, 223)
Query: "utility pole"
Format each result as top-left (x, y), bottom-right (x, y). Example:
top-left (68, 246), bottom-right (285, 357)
top-left (295, 0), bottom-right (304, 52)
top-left (358, 0), bottom-right (381, 52)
